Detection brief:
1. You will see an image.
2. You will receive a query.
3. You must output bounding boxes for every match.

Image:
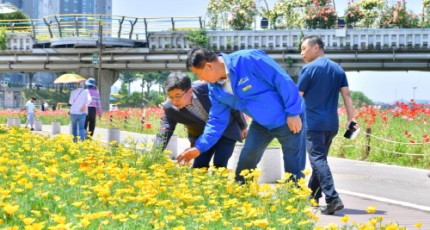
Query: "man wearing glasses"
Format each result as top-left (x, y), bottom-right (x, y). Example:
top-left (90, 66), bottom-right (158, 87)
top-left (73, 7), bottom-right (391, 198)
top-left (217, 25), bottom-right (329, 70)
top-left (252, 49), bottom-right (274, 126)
top-left (154, 72), bottom-right (248, 168)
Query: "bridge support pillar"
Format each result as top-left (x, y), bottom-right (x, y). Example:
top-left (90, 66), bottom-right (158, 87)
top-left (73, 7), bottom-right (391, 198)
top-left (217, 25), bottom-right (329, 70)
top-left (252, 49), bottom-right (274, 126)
top-left (78, 68), bottom-right (119, 111)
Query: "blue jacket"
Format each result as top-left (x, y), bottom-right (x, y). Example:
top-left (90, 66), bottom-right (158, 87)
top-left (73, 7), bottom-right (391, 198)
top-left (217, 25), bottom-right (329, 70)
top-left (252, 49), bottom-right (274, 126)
top-left (195, 49), bottom-right (305, 152)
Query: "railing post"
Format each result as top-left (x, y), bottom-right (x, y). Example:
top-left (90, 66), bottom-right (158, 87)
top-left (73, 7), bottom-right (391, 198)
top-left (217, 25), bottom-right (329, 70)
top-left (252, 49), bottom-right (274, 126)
top-left (30, 19), bottom-right (36, 39)
top-left (43, 18), bottom-right (53, 38)
top-left (365, 127), bottom-right (371, 159)
top-left (54, 16), bottom-right (62, 37)
top-left (198, 16), bottom-right (203, 29)
top-left (118, 16), bottom-right (125, 38)
top-left (74, 16), bottom-right (79, 37)
top-left (128, 18), bottom-right (138, 40)
top-left (144, 18), bottom-right (149, 42)
top-left (171, 17), bottom-right (175, 31)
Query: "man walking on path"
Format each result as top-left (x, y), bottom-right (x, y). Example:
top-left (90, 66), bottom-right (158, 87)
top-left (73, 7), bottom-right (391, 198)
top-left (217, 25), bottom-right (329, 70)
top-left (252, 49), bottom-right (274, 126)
top-left (298, 35), bottom-right (356, 215)
top-left (24, 97), bottom-right (36, 130)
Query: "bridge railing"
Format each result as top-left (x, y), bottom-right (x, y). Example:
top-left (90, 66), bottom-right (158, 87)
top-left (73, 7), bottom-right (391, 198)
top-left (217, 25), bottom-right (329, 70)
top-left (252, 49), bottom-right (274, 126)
top-left (148, 28), bottom-right (430, 52)
top-left (0, 15), bottom-right (203, 42)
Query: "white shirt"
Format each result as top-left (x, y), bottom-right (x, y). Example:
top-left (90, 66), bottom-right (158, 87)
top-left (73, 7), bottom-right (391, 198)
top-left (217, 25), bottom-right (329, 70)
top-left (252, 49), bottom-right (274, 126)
top-left (26, 100), bottom-right (35, 113)
top-left (69, 88), bottom-right (92, 114)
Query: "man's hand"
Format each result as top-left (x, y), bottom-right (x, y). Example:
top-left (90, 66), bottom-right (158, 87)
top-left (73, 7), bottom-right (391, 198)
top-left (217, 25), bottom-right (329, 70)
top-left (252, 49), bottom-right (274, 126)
top-left (241, 129), bottom-right (248, 140)
top-left (287, 115), bottom-right (302, 134)
top-left (176, 147), bottom-right (201, 164)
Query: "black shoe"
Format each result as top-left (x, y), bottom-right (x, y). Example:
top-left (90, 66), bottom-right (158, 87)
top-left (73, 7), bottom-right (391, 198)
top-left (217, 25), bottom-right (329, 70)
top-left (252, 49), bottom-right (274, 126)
top-left (30, 128), bottom-right (34, 131)
top-left (321, 198), bottom-right (344, 215)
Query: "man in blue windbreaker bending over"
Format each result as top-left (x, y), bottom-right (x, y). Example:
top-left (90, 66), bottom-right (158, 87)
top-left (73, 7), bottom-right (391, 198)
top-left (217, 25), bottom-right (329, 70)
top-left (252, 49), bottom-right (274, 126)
top-left (177, 47), bottom-right (307, 184)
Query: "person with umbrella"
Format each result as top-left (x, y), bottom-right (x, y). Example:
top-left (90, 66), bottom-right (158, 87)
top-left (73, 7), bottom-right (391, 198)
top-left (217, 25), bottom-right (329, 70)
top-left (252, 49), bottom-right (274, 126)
top-left (68, 81), bottom-right (92, 142)
top-left (84, 77), bottom-right (102, 137)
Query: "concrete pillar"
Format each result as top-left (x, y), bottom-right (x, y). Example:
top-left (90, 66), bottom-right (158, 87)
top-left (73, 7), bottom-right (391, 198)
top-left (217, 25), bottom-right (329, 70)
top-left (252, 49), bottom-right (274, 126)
top-left (257, 147), bottom-right (284, 184)
top-left (78, 68), bottom-right (119, 111)
top-left (165, 135), bottom-right (178, 159)
top-left (108, 127), bottom-right (121, 143)
top-left (52, 121), bottom-right (61, 135)
top-left (227, 144), bottom-right (243, 173)
top-left (35, 120), bottom-right (42, 131)
top-left (13, 118), bottom-right (21, 127)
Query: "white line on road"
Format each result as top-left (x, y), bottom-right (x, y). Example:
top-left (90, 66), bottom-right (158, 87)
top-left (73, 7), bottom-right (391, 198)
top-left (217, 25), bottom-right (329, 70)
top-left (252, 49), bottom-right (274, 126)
top-left (338, 189), bottom-right (430, 212)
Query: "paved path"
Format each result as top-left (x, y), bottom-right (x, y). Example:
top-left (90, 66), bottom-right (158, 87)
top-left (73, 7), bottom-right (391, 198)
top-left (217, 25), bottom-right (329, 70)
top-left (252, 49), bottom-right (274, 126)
top-left (38, 125), bottom-right (430, 229)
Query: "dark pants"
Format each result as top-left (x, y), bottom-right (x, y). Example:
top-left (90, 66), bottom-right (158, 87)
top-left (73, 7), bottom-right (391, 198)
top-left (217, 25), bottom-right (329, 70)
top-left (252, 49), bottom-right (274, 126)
top-left (307, 130), bottom-right (339, 203)
top-left (235, 117), bottom-right (307, 184)
top-left (192, 136), bottom-right (236, 168)
top-left (85, 107), bottom-right (97, 136)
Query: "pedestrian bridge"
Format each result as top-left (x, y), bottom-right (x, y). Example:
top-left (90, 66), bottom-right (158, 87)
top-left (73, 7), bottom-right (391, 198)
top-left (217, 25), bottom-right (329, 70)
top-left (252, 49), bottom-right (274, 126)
top-left (2, 14), bottom-right (430, 73)
top-left (1, 14), bottom-right (430, 109)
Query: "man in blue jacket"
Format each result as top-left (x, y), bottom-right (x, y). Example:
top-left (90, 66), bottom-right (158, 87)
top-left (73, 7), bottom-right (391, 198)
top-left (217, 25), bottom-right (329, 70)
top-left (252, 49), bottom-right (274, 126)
top-left (154, 73), bottom-right (247, 168)
top-left (178, 48), bottom-right (306, 183)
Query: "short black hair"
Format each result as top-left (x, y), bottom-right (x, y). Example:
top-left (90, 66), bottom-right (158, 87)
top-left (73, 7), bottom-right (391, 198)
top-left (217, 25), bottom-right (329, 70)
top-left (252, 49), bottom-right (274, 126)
top-left (31, 97), bottom-right (36, 101)
top-left (302, 35), bottom-right (324, 50)
top-left (164, 72), bottom-right (191, 92)
top-left (186, 47), bottom-right (218, 70)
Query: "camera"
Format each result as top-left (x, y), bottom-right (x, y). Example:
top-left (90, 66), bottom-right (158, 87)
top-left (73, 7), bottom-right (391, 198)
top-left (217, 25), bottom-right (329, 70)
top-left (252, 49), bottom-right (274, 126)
top-left (343, 121), bottom-right (360, 140)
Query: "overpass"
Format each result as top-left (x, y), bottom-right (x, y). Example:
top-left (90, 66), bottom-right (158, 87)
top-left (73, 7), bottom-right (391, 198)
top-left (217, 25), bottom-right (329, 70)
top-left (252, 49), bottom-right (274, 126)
top-left (1, 14), bottom-right (430, 109)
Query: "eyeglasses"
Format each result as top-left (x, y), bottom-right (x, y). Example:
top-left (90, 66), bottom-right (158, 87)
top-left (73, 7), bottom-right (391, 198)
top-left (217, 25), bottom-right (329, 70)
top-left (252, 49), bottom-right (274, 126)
top-left (168, 89), bottom-right (189, 101)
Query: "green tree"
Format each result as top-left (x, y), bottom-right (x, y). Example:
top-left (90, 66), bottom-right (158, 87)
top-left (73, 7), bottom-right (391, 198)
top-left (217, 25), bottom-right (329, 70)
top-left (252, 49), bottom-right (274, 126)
top-left (339, 90), bottom-right (373, 107)
top-left (0, 5), bottom-right (29, 20)
top-left (119, 72), bottom-right (138, 95)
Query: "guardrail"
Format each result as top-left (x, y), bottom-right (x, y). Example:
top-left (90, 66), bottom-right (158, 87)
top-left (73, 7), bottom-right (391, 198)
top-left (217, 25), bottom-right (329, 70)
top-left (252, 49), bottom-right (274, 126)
top-left (0, 15), bottom-right (204, 41)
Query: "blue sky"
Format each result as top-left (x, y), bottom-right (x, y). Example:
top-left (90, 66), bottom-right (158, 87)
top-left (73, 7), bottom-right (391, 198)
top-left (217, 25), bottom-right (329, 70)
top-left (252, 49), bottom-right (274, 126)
top-left (112, 0), bottom-right (430, 103)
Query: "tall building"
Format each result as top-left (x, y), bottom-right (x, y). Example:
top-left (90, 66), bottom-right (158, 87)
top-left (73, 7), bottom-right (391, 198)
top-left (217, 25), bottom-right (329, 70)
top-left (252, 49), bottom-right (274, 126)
top-left (59, 0), bottom-right (111, 15)
top-left (0, 0), bottom-right (111, 18)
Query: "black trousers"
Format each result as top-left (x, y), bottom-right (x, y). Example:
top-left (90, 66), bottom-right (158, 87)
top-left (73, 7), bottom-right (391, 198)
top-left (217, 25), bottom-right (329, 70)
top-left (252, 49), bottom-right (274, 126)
top-left (85, 107), bottom-right (97, 136)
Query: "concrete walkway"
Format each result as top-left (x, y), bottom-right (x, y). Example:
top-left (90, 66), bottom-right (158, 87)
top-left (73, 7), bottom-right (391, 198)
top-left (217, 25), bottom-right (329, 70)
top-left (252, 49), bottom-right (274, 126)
top-left (38, 125), bottom-right (430, 229)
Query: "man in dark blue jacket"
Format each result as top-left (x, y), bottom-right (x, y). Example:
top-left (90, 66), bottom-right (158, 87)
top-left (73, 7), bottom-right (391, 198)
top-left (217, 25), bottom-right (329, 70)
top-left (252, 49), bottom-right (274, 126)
top-left (154, 72), bottom-right (247, 168)
top-left (178, 48), bottom-right (306, 183)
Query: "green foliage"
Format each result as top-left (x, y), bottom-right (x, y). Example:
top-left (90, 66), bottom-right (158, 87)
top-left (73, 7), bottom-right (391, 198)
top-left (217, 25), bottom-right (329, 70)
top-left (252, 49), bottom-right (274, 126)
top-left (379, 0), bottom-right (419, 28)
top-left (0, 5), bottom-right (29, 20)
top-left (351, 91), bottom-right (374, 105)
top-left (0, 27), bottom-right (7, 50)
top-left (304, 0), bottom-right (337, 29)
top-left (344, 2), bottom-right (364, 26)
top-left (206, 0), bottom-right (257, 30)
top-left (186, 29), bottom-right (209, 48)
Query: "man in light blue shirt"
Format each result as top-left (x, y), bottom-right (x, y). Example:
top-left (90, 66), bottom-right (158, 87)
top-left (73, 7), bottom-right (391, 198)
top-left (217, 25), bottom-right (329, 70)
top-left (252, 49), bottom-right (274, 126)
top-left (24, 97), bottom-right (36, 130)
top-left (178, 48), bottom-right (306, 184)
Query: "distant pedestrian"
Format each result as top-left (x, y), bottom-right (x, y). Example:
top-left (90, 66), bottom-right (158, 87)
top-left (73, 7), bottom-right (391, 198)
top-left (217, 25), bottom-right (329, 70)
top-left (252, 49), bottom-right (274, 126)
top-left (69, 82), bottom-right (92, 142)
top-left (298, 35), bottom-right (356, 215)
top-left (84, 78), bottom-right (102, 137)
top-left (24, 97), bottom-right (36, 131)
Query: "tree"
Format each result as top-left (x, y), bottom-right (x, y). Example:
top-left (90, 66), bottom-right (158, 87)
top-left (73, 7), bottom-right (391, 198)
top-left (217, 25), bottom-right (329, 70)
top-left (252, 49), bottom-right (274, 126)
top-left (119, 72), bottom-right (138, 95)
top-left (142, 72), bottom-right (159, 98)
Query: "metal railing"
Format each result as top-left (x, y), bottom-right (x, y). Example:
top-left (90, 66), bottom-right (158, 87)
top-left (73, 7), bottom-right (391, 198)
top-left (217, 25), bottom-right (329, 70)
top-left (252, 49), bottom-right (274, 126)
top-left (0, 14), bottom-right (204, 41)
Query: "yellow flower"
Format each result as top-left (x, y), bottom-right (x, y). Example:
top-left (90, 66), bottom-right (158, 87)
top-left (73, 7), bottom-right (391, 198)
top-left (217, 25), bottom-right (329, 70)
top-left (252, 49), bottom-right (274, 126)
top-left (341, 215), bottom-right (350, 223)
top-left (253, 219), bottom-right (269, 228)
top-left (24, 222), bottom-right (45, 230)
top-left (366, 206), bottom-right (377, 213)
top-left (4, 204), bottom-right (19, 215)
top-left (22, 218), bottom-right (36, 225)
top-left (415, 222), bottom-right (423, 229)
top-left (302, 168), bottom-right (311, 176)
